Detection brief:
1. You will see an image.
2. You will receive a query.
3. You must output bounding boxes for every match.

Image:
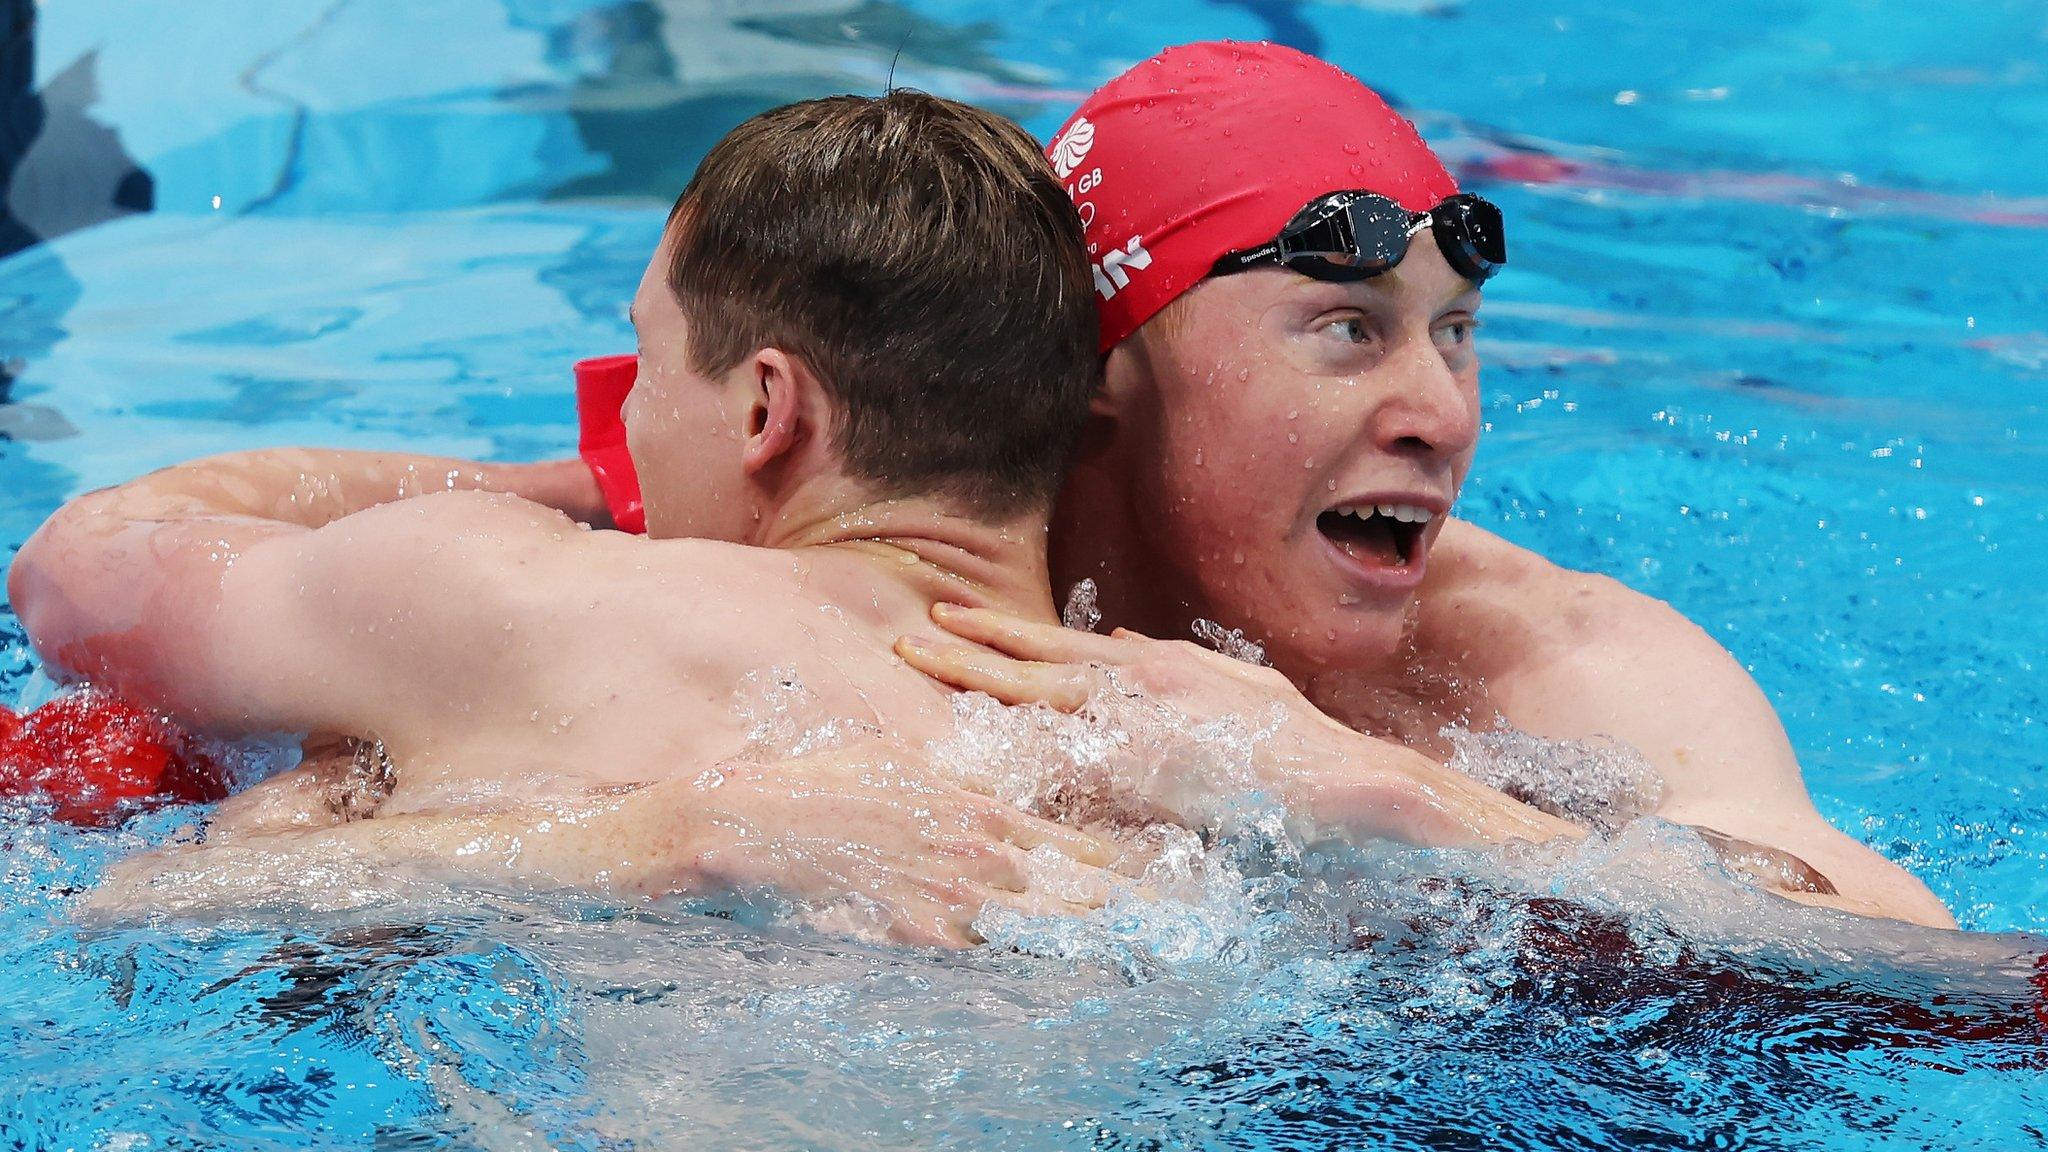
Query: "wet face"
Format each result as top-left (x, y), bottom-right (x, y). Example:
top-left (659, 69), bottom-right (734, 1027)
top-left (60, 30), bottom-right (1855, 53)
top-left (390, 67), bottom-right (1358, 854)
top-left (623, 233), bottom-right (757, 542)
top-left (1106, 239), bottom-right (1483, 678)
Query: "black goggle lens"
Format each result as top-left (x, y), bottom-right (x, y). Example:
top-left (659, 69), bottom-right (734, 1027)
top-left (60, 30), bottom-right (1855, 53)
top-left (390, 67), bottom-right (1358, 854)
top-left (1431, 193), bottom-right (1506, 282)
top-left (1290, 196), bottom-right (1412, 280)
top-left (1221, 190), bottom-right (1507, 285)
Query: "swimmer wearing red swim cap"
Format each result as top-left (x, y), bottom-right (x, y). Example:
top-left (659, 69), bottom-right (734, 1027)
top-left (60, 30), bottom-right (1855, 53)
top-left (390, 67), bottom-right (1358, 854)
top-left (900, 40), bottom-right (1954, 929)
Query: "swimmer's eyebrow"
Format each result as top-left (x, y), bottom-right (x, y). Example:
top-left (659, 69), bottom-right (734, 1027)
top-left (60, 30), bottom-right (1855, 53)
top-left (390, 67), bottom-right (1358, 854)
top-left (627, 303), bottom-right (638, 328)
top-left (1440, 285), bottom-right (1484, 312)
top-left (1308, 277), bottom-right (1481, 313)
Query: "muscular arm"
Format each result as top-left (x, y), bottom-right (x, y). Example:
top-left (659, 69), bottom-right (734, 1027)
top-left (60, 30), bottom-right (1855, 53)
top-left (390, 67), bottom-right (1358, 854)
top-left (88, 747), bottom-right (1126, 948)
top-left (33, 448), bottom-right (603, 535)
top-left (8, 446), bottom-right (593, 737)
top-left (1491, 570), bottom-right (1956, 929)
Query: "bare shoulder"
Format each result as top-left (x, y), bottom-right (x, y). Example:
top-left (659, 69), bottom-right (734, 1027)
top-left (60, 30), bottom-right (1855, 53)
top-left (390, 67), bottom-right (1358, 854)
top-left (1418, 519), bottom-right (1645, 673)
top-left (1421, 521), bottom-right (1955, 928)
top-left (284, 492), bottom-right (815, 657)
top-left (1422, 519), bottom-right (1787, 794)
top-left (273, 489), bottom-right (767, 613)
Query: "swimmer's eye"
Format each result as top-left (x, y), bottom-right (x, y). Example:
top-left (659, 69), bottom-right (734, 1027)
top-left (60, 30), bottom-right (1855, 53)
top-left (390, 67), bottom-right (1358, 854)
top-left (1434, 317), bottom-right (1481, 348)
top-left (1321, 315), bottom-right (1373, 344)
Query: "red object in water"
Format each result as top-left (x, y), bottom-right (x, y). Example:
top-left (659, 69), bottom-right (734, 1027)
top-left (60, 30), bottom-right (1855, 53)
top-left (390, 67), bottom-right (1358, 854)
top-left (575, 353), bottom-right (647, 535)
top-left (2033, 953), bottom-right (2048, 1035)
top-left (0, 693), bottom-right (228, 825)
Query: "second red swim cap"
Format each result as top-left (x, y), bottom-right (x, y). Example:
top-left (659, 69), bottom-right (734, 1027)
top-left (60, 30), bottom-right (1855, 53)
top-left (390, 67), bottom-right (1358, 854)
top-left (1047, 41), bottom-right (1460, 353)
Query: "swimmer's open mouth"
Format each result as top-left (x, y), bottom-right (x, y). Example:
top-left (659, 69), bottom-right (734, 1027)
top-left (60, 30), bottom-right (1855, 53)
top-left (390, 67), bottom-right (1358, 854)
top-left (1317, 503), bottom-right (1432, 569)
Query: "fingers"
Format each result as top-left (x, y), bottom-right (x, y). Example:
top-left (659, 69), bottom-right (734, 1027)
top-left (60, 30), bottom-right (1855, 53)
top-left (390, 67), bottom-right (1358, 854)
top-left (981, 886), bottom-right (1105, 923)
top-left (930, 836), bottom-right (1034, 894)
top-left (1008, 848), bottom-right (1124, 911)
top-left (1692, 827), bottom-right (1840, 896)
top-left (929, 603), bottom-right (1130, 664)
top-left (931, 606), bottom-right (1267, 690)
top-left (991, 807), bottom-right (1120, 869)
top-left (881, 847), bottom-right (1144, 949)
top-left (894, 634), bottom-right (1092, 711)
top-left (885, 900), bottom-right (984, 949)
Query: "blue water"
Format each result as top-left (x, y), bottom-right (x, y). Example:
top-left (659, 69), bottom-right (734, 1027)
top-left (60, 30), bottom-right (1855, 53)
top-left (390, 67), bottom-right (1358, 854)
top-left (4, 0), bottom-right (2048, 1147)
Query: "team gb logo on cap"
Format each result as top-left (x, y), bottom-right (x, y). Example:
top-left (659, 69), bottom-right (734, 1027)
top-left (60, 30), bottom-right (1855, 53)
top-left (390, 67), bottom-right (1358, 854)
top-left (1050, 116), bottom-right (1095, 179)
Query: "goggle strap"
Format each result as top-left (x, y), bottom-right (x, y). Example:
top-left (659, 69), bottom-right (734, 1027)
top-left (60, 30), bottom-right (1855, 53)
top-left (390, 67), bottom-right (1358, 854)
top-left (1213, 242), bottom-right (1284, 273)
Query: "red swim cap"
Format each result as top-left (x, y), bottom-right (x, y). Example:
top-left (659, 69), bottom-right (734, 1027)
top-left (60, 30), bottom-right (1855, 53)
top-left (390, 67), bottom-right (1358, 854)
top-left (0, 693), bottom-right (228, 825)
top-left (1047, 41), bottom-right (1460, 353)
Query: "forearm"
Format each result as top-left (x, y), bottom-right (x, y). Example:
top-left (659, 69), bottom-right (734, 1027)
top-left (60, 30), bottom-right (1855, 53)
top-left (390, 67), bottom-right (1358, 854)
top-left (84, 448), bottom-right (607, 531)
top-left (87, 784), bottom-right (711, 918)
top-left (1281, 732), bottom-right (1586, 850)
top-left (1672, 809), bottom-right (1957, 929)
top-left (1294, 732), bottom-right (1938, 919)
top-left (10, 449), bottom-right (603, 687)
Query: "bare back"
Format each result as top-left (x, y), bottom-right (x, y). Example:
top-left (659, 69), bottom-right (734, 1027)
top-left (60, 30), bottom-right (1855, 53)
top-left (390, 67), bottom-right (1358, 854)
top-left (371, 525), bottom-right (966, 812)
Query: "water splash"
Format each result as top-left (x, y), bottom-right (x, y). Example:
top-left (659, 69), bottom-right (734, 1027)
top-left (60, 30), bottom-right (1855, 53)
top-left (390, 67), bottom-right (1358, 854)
top-left (1190, 618), bottom-right (1269, 666)
top-left (13, 678), bottom-right (2033, 1150)
top-left (1060, 578), bottom-right (1101, 632)
top-left (730, 666), bottom-right (877, 760)
top-left (1443, 724), bottom-right (1665, 833)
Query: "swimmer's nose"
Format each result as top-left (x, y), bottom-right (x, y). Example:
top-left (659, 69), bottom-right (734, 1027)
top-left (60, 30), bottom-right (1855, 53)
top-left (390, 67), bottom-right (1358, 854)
top-left (1372, 343), bottom-right (1478, 459)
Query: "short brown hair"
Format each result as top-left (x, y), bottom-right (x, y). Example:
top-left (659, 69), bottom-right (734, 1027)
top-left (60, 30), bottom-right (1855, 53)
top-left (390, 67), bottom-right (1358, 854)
top-left (664, 91), bottom-right (1098, 517)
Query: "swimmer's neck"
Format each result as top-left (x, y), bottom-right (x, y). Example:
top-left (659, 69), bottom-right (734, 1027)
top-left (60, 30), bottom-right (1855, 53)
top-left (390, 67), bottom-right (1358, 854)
top-left (765, 493), bottom-right (1059, 623)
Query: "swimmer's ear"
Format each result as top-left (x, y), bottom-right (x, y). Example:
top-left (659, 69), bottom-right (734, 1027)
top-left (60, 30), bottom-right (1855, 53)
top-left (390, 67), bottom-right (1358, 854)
top-left (739, 348), bottom-right (815, 476)
top-left (1097, 337), bottom-right (1156, 419)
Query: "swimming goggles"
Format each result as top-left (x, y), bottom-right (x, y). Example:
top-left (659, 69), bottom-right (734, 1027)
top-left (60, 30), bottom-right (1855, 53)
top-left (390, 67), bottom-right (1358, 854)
top-left (1211, 190), bottom-right (1506, 285)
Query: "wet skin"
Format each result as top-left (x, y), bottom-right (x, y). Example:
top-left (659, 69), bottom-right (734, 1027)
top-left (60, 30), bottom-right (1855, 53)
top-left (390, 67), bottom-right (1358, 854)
top-left (1045, 241), bottom-right (1954, 929)
top-left (15, 236), bottom-right (1953, 932)
top-left (1053, 243), bottom-right (1482, 681)
top-left (12, 234), bottom-right (1125, 947)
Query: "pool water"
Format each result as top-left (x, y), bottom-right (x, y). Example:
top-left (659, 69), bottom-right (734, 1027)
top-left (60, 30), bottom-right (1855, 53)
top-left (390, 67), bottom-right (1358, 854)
top-left (4, 0), bottom-right (2048, 1147)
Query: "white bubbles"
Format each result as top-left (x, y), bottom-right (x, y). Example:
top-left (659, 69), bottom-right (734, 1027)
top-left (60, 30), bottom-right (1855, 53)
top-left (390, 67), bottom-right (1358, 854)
top-left (1443, 725), bottom-right (1665, 833)
top-left (730, 666), bottom-right (877, 760)
top-left (1060, 578), bottom-right (1102, 632)
top-left (1190, 618), bottom-right (1268, 666)
top-left (32, 673), bottom-right (2017, 1150)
